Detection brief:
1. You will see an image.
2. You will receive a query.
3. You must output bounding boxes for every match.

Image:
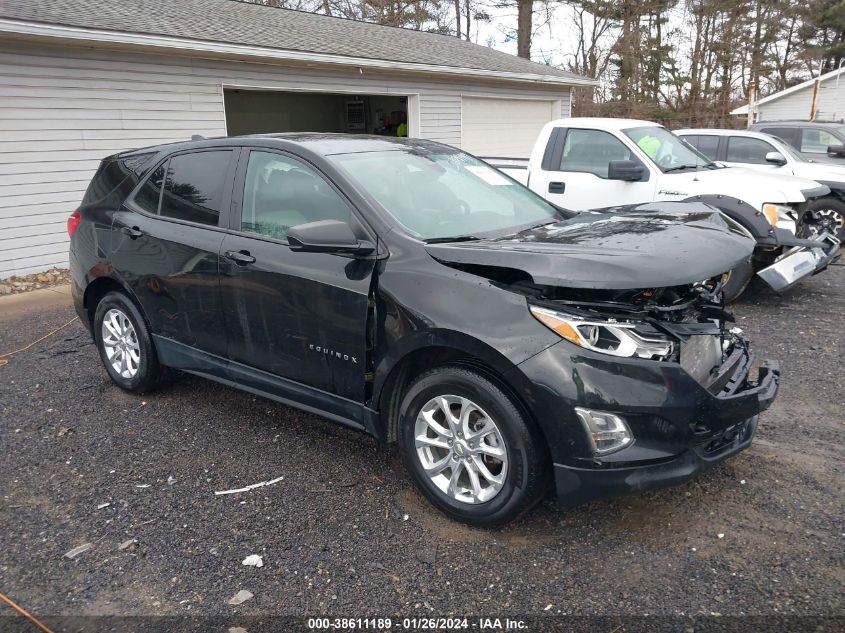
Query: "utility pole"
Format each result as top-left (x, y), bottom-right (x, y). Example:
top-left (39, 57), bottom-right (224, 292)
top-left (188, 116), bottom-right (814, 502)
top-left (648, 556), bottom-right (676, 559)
top-left (746, 79), bottom-right (756, 128)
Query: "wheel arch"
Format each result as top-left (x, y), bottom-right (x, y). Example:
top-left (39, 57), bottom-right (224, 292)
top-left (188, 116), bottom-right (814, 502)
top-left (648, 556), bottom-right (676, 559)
top-left (815, 182), bottom-right (845, 204)
top-left (83, 275), bottom-right (150, 333)
top-left (372, 332), bottom-right (548, 451)
top-left (681, 195), bottom-right (773, 239)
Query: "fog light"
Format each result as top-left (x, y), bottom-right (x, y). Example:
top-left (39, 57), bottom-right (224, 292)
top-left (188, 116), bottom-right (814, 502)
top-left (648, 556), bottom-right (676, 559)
top-left (575, 407), bottom-right (633, 455)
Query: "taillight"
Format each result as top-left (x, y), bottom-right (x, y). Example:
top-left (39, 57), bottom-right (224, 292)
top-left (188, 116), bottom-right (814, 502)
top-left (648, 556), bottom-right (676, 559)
top-left (67, 211), bottom-right (81, 238)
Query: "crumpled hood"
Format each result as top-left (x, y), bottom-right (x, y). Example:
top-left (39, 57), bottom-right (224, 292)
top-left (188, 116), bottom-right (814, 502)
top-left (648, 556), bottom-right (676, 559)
top-left (425, 202), bottom-right (756, 290)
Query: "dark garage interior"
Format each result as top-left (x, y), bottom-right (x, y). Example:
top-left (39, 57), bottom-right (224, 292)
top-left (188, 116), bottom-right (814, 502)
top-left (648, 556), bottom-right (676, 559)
top-left (224, 88), bottom-right (409, 137)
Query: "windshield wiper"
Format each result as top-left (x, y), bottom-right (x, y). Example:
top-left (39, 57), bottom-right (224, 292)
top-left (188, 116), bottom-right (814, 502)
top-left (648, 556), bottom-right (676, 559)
top-left (425, 235), bottom-right (482, 244)
top-left (662, 164), bottom-right (702, 173)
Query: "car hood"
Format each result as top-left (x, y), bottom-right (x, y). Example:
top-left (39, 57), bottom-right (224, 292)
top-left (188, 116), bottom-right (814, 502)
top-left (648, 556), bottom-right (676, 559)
top-left (792, 161), bottom-right (845, 183)
top-left (425, 202), bottom-right (756, 290)
top-left (664, 166), bottom-right (826, 204)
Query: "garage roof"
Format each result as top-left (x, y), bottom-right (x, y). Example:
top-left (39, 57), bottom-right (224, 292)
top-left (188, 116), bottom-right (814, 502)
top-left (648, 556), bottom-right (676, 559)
top-left (0, 0), bottom-right (595, 86)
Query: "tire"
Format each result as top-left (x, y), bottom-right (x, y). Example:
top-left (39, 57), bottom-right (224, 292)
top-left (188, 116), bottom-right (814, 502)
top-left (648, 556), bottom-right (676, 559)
top-left (722, 258), bottom-right (755, 304)
top-left (93, 291), bottom-right (168, 393)
top-left (398, 365), bottom-right (548, 527)
top-left (798, 197), bottom-right (845, 241)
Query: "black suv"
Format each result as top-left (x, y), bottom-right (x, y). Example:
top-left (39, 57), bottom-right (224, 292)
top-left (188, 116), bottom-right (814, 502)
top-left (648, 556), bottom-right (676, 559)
top-left (69, 135), bottom-right (779, 525)
top-left (751, 120), bottom-right (845, 164)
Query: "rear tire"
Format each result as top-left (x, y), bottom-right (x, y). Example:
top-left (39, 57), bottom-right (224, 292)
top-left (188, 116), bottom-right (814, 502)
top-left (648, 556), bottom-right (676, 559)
top-left (94, 291), bottom-right (168, 393)
top-left (798, 197), bottom-right (845, 241)
top-left (398, 365), bottom-right (548, 527)
top-left (722, 258), bottom-right (755, 304)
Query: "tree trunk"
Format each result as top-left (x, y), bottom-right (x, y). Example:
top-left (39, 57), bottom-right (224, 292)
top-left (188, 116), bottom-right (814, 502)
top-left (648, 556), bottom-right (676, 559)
top-left (465, 0), bottom-right (471, 41)
top-left (454, 0), bottom-right (461, 38)
top-left (517, 0), bottom-right (532, 59)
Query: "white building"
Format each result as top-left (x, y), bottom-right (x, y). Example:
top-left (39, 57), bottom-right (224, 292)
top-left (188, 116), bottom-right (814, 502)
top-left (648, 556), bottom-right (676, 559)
top-left (0, 0), bottom-right (595, 278)
top-left (733, 66), bottom-right (845, 123)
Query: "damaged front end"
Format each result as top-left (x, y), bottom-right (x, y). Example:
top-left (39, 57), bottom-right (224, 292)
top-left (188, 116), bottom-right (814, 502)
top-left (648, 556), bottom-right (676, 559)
top-left (506, 277), bottom-right (781, 503)
top-left (521, 275), bottom-right (741, 389)
top-left (424, 205), bottom-right (781, 503)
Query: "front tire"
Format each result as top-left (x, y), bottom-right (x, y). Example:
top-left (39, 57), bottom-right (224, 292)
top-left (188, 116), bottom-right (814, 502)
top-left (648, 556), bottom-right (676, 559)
top-left (398, 366), bottom-right (548, 527)
top-left (722, 258), bottom-right (755, 303)
top-left (798, 197), bottom-right (845, 241)
top-left (94, 291), bottom-right (168, 393)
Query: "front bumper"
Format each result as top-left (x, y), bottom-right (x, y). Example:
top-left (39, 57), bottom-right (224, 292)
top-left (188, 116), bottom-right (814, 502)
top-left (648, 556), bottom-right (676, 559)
top-left (757, 229), bottom-right (840, 292)
top-left (554, 414), bottom-right (758, 505)
top-left (511, 339), bottom-right (780, 505)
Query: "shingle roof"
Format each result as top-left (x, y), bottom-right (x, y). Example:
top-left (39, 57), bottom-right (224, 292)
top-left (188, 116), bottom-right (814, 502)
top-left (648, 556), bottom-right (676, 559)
top-left (0, 0), bottom-right (590, 85)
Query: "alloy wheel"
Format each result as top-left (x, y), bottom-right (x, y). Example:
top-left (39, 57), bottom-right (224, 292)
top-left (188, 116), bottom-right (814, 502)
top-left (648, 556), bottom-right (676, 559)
top-left (803, 208), bottom-right (845, 237)
top-left (101, 308), bottom-right (141, 379)
top-left (414, 395), bottom-right (508, 504)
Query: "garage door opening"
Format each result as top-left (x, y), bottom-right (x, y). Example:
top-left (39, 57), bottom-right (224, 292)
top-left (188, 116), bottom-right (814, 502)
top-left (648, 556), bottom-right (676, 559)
top-left (224, 88), bottom-right (411, 137)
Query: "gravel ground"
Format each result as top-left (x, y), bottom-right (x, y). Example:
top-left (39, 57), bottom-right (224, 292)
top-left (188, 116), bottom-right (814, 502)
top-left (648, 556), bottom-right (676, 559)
top-left (0, 266), bottom-right (843, 630)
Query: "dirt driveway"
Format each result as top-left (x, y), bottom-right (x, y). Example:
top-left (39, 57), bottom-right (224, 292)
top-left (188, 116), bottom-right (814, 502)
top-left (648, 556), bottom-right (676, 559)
top-left (0, 268), bottom-right (843, 632)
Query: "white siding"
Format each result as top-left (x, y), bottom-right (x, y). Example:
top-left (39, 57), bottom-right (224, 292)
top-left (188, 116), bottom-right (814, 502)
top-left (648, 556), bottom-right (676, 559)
top-left (758, 78), bottom-right (845, 122)
top-left (0, 41), bottom-right (570, 278)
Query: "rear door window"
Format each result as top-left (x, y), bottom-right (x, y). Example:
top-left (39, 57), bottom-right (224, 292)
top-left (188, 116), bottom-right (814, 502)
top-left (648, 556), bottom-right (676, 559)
top-left (685, 135), bottom-right (720, 160)
top-left (759, 127), bottom-right (800, 149)
top-left (159, 151), bottom-right (233, 226)
top-left (726, 136), bottom-right (776, 164)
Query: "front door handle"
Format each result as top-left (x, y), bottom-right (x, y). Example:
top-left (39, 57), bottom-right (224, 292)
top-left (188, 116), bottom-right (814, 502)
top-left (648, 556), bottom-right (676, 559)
top-left (224, 249), bottom-right (256, 266)
top-left (548, 181), bottom-right (565, 194)
top-left (121, 226), bottom-right (143, 239)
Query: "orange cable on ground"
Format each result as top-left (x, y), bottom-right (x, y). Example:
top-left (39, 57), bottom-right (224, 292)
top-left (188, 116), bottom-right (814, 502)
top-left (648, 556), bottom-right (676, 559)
top-left (0, 316), bottom-right (78, 367)
top-left (0, 591), bottom-right (56, 633)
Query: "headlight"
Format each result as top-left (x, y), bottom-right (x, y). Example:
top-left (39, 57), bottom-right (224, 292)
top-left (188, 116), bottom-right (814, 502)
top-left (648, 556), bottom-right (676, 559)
top-left (762, 203), bottom-right (797, 233)
top-left (529, 306), bottom-right (674, 360)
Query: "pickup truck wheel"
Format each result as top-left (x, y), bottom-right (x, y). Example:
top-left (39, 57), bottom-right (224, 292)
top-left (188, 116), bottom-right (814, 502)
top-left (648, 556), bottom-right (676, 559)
top-left (398, 366), bottom-right (548, 527)
top-left (798, 197), bottom-right (845, 241)
top-left (94, 291), bottom-right (168, 394)
top-left (722, 259), bottom-right (755, 304)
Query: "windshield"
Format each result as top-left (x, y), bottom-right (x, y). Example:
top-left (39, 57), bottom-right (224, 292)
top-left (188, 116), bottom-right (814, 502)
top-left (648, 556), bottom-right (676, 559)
top-left (328, 149), bottom-right (564, 241)
top-left (625, 126), bottom-right (716, 172)
top-left (764, 134), bottom-right (805, 161)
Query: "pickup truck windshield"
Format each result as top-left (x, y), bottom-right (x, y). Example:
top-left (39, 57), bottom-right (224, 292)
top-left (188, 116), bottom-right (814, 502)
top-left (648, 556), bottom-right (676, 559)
top-left (330, 149), bottom-right (563, 241)
top-left (625, 126), bottom-right (716, 173)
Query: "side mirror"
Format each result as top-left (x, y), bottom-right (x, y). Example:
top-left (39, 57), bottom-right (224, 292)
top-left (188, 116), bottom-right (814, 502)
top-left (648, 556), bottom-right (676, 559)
top-left (827, 143), bottom-right (845, 156)
top-left (765, 151), bottom-right (787, 166)
top-left (287, 220), bottom-right (374, 255)
top-left (608, 160), bottom-right (646, 182)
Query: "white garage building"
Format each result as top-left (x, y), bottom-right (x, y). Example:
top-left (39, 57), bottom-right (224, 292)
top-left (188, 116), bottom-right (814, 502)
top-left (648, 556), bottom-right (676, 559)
top-left (0, 0), bottom-right (594, 278)
top-left (733, 66), bottom-right (845, 122)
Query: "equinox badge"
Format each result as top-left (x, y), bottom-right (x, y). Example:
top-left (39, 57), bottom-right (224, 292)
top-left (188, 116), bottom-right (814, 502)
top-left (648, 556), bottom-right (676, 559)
top-left (309, 343), bottom-right (357, 365)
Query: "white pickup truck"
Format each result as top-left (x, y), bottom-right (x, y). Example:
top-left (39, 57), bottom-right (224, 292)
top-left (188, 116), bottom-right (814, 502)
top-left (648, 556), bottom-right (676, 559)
top-left (485, 118), bottom-right (839, 301)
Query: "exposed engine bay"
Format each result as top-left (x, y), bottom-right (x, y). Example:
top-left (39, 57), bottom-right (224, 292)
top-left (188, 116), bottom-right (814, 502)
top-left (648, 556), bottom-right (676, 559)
top-left (515, 274), bottom-right (742, 388)
top-left (438, 260), bottom-right (743, 389)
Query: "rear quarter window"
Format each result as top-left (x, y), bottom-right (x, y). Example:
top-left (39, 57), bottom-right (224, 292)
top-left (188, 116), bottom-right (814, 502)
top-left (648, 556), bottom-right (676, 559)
top-left (81, 152), bottom-right (156, 207)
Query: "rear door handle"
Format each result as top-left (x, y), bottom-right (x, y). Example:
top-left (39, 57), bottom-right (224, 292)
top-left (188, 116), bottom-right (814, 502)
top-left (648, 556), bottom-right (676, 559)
top-left (121, 226), bottom-right (143, 239)
top-left (224, 249), bottom-right (256, 266)
top-left (548, 181), bottom-right (565, 194)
